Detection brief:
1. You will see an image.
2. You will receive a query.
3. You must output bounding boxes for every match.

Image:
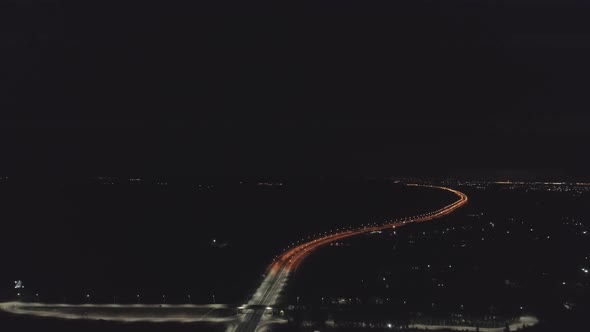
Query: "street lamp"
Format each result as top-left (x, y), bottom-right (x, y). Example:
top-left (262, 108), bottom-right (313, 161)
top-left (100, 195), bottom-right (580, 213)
top-left (162, 295), bottom-right (166, 304)
top-left (188, 294), bottom-right (191, 304)
top-left (137, 294), bottom-right (140, 304)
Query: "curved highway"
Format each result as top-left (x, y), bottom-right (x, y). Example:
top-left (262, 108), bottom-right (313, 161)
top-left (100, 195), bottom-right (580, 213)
top-left (0, 184), bottom-right (468, 331)
top-left (236, 184), bottom-right (468, 332)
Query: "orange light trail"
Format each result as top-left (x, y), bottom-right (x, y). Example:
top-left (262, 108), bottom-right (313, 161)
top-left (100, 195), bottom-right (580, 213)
top-left (268, 185), bottom-right (467, 274)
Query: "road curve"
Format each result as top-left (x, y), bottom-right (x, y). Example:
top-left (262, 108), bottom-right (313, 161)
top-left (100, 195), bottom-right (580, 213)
top-left (0, 184), bottom-right (468, 332)
top-left (238, 184), bottom-right (468, 332)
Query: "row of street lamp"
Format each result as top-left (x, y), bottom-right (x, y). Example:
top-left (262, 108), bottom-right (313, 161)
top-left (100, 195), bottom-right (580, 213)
top-left (274, 186), bottom-right (466, 261)
top-left (16, 292), bottom-right (216, 304)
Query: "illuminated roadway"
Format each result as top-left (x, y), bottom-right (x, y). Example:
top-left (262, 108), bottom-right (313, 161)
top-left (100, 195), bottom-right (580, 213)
top-left (0, 184), bottom-right (468, 332)
top-left (0, 302), bottom-right (236, 323)
top-left (234, 184), bottom-right (468, 332)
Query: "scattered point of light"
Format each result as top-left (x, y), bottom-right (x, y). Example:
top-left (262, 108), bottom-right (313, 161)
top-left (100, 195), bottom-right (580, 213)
top-left (0, 185), bottom-right (469, 326)
top-left (387, 323), bottom-right (393, 328)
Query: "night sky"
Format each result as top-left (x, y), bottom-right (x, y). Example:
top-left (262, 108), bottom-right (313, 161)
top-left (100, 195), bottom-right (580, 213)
top-left (2, 0), bottom-right (590, 177)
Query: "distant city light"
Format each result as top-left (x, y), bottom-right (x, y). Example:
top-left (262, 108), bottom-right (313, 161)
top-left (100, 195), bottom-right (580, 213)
top-left (14, 280), bottom-right (23, 289)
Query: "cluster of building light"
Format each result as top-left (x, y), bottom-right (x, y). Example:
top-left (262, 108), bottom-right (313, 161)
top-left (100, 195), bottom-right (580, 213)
top-left (438, 179), bottom-right (590, 195)
top-left (257, 182), bottom-right (283, 187)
